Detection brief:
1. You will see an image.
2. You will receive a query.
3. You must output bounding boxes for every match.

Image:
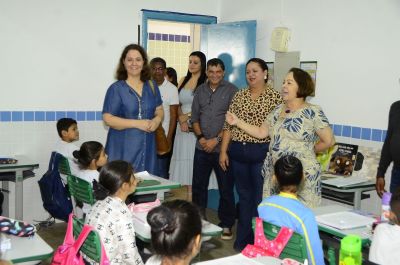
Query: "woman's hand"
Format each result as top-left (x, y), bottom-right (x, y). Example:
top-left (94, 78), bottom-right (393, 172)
top-left (180, 121), bottom-right (189, 132)
top-left (226, 111), bottom-right (239, 126)
top-left (148, 117), bottom-right (161, 132)
top-left (178, 113), bottom-right (189, 124)
top-left (219, 151), bottom-right (230, 171)
top-left (136, 120), bottom-right (152, 132)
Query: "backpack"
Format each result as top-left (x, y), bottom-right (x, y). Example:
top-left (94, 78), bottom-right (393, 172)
top-left (51, 214), bottom-right (109, 265)
top-left (38, 152), bottom-right (72, 221)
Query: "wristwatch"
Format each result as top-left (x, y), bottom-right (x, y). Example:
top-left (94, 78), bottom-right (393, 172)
top-left (216, 136), bottom-right (222, 142)
top-left (197, 134), bottom-right (204, 140)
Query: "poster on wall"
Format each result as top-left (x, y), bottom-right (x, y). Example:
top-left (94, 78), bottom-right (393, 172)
top-left (300, 61), bottom-right (317, 96)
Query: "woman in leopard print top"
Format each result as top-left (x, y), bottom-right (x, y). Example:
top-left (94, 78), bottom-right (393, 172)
top-left (220, 58), bottom-right (282, 251)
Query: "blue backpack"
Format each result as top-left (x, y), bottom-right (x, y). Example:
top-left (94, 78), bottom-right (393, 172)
top-left (38, 152), bottom-right (72, 221)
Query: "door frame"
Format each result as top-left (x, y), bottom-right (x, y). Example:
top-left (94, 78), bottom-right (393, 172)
top-left (141, 9), bottom-right (217, 48)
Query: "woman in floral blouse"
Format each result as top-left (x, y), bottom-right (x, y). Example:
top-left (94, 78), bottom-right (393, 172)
top-left (86, 160), bottom-right (143, 265)
top-left (226, 68), bottom-right (335, 209)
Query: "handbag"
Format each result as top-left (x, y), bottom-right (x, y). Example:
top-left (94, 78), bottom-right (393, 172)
top-left (155, 125), bottom-right (170, 155)
top-left (148, 80), bottom-right (170, 155)
top-left (241, 217), bottom-right (293, 258)
top-left (51, 214), bottom-right (109, 265)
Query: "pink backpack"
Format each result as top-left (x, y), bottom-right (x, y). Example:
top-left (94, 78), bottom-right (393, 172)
top-left (242, 217), bottom-right (294, 258)
top-left (51, 214), bottom-right (110, 265)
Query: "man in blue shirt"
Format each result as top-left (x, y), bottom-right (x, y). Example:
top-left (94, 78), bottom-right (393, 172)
top-left (191, 58), bottom-right (237, 240)
top-left (258, 155), bottom-right (324, 265)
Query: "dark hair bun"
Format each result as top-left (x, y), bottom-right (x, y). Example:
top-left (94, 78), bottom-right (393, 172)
top-left (147, 206), bottom-right (176, 234)
top-left (72, 150), bottom-right (81, 159)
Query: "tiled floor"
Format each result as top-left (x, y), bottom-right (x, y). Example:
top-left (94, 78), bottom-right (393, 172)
top-left (38, 186), bottom-right (238, 264)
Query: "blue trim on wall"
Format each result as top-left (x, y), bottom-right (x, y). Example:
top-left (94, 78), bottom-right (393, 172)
top-left (0, 111), bottom-right (103, 122)
top-left (0, 112), bottom-right (389, 143)
top-left (141, 9), bottom-right (217, 48)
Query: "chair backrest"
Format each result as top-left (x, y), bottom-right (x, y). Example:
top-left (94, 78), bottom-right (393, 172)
top-left (252, 218), bottom-right (308, 262)
top-left (58, 154), bottom-right (72, 175)
top-left (72, 216), bottom-right (103, 263)
top-left (67, 174), bottom-right (96, 206)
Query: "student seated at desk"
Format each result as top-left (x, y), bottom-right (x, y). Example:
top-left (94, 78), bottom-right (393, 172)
top-left (369, 189), bottom-right (400, 265)
top-left (258, 155), bottom-right (324, 265)
top-left (86, 160), bottom-right (143, 265)
top-left (73, 141), bottom-right (107, 214)
top-left (145, 200), bottom-right (202, 265)
top-left (54, 118), bottom-right (80, 176)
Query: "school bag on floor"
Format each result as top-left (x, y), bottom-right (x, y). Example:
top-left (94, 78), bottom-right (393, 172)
top-left (38, 152), bottom-right (72, 222)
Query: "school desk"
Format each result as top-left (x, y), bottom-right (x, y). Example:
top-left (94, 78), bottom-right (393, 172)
top-left (0, 156), bottom-right (39, 219)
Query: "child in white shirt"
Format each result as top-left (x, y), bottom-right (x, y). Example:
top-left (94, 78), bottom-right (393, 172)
top-left (369, 189), bottom-right (400, 265)
top-left (72, 141), bottom-right (107, 214)
top-left (54, 118), bottom-right (80, 176)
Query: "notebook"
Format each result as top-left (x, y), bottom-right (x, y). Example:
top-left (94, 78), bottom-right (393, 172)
top-left (316, 211), bottom-right (375, 230)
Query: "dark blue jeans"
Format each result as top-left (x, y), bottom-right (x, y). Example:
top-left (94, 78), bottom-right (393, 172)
top-left (229, 141), bottom-right (269, 251)
top-left (156, 152), bottom-right (172, 179)
top-left (390, 166), bottom-right (400, 193)
top-left (192, 148), bottom-right (236, 228)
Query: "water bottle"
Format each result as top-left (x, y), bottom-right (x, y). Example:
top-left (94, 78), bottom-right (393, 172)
top-left (381, 192), bottom-right (392, 221)
top-left (339, 235), bottom-right (362, 265)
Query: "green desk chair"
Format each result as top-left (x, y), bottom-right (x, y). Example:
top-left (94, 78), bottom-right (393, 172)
top-left (58, 155), bottom-right (72, 175)
top-left (72, 216), bottom-right (104, 263)
top-left (252, 218), bottom-right (308, 263)
top-left (67, 174), bottom-right (96, 215)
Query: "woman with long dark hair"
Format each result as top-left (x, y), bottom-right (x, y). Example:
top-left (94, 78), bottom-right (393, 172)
top-left (169, 51), bottom-right (206, 197)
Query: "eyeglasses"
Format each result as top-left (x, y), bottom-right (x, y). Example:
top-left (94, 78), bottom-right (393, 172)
top-left (152, 67), bottom-right (164, 72)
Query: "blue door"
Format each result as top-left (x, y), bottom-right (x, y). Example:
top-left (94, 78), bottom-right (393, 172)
top-left (201, 20), bottom-right (256, 210)
top-left (201, 20), bottom-right (257, 89)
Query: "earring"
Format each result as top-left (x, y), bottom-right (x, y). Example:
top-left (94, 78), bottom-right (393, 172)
top-left (264, 75), bottom-right (267, 79)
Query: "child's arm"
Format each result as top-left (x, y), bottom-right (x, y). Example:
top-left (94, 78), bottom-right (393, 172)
top-left (303, 214), bottom-right (325, 265)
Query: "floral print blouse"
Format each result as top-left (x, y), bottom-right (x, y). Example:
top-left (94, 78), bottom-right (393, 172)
top-left (262, 103), bottom-right (330, 208)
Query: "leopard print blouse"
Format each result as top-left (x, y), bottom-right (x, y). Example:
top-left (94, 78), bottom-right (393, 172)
top-left (225, 84), bottom-right (283, 143)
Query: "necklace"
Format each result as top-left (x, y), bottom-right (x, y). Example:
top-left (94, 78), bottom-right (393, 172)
top-left (126, 80), bottom-right (144, 119)
top-left (132, 89), bottom-right (143, 120)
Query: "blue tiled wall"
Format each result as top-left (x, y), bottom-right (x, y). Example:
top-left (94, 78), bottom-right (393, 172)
top-left (0, 111), bottom-right (103, 122)
top-left (331, 123), bottom-right (387, 142)
top-left (0, 112), bottom-right (387, 143)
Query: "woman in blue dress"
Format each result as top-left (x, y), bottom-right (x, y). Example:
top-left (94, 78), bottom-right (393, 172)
top-left (102, 44), bottom-right (163, 175)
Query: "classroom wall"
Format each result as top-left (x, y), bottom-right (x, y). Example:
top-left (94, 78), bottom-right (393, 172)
top-left (0, 0), bottom-right (218, 222)
top-left (219, 0), bottom-right (400, 213)
top-left (219, 0), bottom-right (400, 129)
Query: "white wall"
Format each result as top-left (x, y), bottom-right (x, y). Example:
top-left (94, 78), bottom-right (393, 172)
top-left (220, 0), bottom-right (400, 129)
top-left (0, 0), bottom-right (218, 110)
top-left (220, 0), bottom-right (400, 214)
top-left (0, 0), bottom-right (218, 222)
